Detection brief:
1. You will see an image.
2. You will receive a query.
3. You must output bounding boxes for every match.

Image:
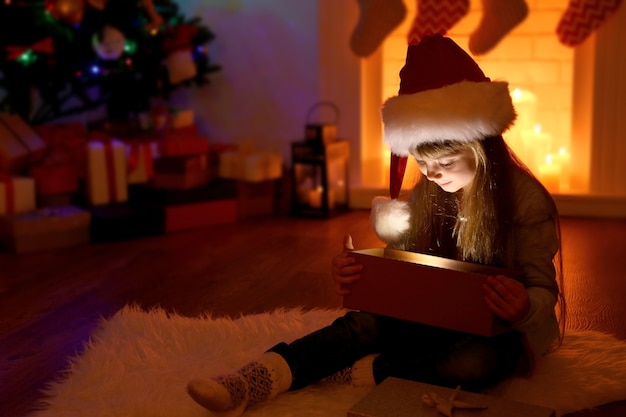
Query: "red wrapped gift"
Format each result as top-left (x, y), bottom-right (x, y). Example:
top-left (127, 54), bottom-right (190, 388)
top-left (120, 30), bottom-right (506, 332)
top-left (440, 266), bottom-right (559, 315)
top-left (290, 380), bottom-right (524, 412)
top-left (86, 138), bottom-right (128, 205)
top-left (1, 175), bottom-right (36, 215)
top-left (126, 141), bottom-right (157, 184)
top-left (0, 205), bottom-right (90, 254)
top-left (29, 150), bottom-right (80, 195)
top-left (34, 123), bottom-right (88, 178)
top-left (165, 199), bottom-right (237, 232)
top-left (159, 135), bottom-right (209, 157)
top-left (343, 248), bottom-right (522, 337)
top-left (0, 113), bottom-right (47, 172)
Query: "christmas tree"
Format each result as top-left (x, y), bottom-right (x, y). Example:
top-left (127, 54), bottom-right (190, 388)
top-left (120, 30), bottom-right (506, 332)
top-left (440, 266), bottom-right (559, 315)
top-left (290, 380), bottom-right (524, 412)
top-left (0, 0), bottom-right (220, 125)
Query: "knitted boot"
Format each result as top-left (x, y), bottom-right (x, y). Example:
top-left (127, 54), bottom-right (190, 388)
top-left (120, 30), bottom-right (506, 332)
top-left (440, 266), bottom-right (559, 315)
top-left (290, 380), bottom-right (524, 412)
top-left (322, 354), bottom-right (378, 386)
top-left (186, 352), bottom-right (292, 417)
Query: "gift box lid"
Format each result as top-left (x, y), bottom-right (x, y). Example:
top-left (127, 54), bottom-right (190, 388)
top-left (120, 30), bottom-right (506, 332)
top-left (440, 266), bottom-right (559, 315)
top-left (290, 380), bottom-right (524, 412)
top-left (343, 248), bottom-right (521, 336)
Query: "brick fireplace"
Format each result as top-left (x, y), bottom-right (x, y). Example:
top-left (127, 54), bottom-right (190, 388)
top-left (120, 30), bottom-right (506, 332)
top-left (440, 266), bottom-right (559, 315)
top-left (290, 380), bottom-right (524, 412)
top-left (330, 0), bottom-right (626, 217)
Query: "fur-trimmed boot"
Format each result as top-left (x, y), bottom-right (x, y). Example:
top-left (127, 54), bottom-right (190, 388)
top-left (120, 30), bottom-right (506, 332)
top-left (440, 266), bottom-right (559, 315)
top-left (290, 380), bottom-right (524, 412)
top-left (186, 352), bottom-right (292, 416)
top-left (322, 354), bottom-right (378, 386)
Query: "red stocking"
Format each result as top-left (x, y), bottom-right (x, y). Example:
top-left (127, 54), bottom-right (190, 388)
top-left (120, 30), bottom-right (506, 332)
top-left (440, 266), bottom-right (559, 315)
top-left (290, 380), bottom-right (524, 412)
top-left (350, 0), bottom-right (407, 57)
top-left (556, 0), bottom-right (623, 46)
top-left (407, 0), bottom-right (469, 45)
top-left (469, 0), bottom-right (528, 55)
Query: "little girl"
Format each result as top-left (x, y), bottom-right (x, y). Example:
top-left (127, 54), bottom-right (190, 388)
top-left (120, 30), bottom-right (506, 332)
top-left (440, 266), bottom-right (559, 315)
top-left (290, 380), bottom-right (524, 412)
top-left (186, 34), bottom-right (566, 416)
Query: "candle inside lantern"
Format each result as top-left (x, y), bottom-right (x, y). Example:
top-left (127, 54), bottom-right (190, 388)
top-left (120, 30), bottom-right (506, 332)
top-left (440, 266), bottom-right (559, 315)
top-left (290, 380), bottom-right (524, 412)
top-left (309, 186), bottom-right (323, 208)
top-left (538, 154), bottom-right (561, 193)
top-left (521, 124), bottom-right (552, 174)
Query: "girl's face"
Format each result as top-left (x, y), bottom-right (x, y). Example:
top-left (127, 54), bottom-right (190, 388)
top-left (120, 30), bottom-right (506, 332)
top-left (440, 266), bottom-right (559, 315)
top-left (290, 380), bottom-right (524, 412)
top-left (415, 147), bottom-right (477, 193)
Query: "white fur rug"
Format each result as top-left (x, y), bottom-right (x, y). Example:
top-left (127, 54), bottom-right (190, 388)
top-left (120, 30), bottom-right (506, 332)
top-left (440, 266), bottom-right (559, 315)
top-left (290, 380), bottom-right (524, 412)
top-left (29, 306), bottom-right (626, 417)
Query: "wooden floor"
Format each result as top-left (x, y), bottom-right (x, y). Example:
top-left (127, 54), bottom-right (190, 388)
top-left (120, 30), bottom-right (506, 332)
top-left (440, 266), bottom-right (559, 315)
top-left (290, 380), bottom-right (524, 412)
top-left (1, 210), bottom-right (625, 417)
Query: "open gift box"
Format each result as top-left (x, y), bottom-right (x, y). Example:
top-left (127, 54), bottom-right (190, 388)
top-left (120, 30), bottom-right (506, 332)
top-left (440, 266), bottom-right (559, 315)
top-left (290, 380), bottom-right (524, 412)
top-left (343, 248), bottom-right (522, 337)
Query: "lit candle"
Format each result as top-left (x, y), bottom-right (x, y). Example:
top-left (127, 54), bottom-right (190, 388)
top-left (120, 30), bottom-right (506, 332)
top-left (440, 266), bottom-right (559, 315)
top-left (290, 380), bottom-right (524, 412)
top-left (506, 88), bottom-right (537, 161)
top-left (309, 187), bottom-right (323, 208)
top-left (538, 154), bottom-right (561, 193)
top-left (553, 146), bottom-right (571, 191)
top-left (521, 124), bottom-right (552, 174)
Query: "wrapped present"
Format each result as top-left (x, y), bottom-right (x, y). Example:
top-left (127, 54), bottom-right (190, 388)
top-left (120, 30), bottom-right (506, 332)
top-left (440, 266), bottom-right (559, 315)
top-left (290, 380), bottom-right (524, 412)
top-left (165, 199), bottom-right (237, 232)
top-left (169, 109), bottom-right (195, 129)
top-left (86, 139), bottom-right (128, 205)
top-left (89, 203), bottom-right (165, 243)
top-left (347, 378), bottom-right (556, 417)
top-left (343, 248), bottom-right (522, 337)
top-left (0, 112), bottom-right (47, 172)
top-left (129, 180), bottom-right (237, 207)
top-left (159, 126), bottom-right (209, 157)
top-left (152, 170), bottom-right (210, 190)
top-left (0, 206), bottom-right (90, 254)
top-left (29, 150), bottom-right (80, 195)
top-left (219, 149), bottom-right (282, 182)
top-left (126, 141), bottom-right (158, 184)
top-left (34, 123), bottom-right (88, 177)
top-left (154, 154), bottom-right (207, 174)
top-left (0, 175), bottom-right (36, 215)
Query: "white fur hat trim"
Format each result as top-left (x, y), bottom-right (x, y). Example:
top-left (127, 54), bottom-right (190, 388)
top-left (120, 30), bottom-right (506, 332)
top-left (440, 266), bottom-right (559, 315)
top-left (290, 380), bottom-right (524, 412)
top-left (382, 81), bottom-right (516, 156)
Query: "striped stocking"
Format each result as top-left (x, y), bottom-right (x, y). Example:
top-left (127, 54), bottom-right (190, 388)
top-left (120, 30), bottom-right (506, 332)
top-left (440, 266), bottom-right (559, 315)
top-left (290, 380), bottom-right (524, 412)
top-left (556, 0), bottom-right (623, 46)
top-left (407, 0), bottom-right (469, 45)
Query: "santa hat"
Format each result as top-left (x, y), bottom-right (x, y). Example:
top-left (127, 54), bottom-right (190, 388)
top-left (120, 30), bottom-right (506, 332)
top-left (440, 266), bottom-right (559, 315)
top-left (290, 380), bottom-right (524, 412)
top-left (371, 34), bottom-right (516, 243)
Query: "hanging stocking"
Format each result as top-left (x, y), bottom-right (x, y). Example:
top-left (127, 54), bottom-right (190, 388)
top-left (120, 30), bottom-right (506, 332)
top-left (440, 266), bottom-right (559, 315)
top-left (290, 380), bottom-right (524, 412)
top-left (407, 0), bottom-right (469, 45)
top-left (469, 0), bottom-right (528, 55)
top-left (556, 0), bottom-right (622, 46)
top-left (350, 0), bottom-right (407, 57)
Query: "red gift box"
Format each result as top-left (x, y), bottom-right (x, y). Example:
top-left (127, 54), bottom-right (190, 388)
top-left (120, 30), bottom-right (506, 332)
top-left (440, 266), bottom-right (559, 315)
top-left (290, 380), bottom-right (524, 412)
top-left (0, 205), bottom-right (90, 254)
top-left (1, 175), bottom-right (36, 215)
top-left (343, 248), bottom-right (521, 337)
top-left (165, 199), bottom-right (237, 232)
top-left (86, 139), bottom-right (128, 205)
top-left (34, 123), bottom-right (88, 178)
top-left (0, 113), bottom-right (47, 172)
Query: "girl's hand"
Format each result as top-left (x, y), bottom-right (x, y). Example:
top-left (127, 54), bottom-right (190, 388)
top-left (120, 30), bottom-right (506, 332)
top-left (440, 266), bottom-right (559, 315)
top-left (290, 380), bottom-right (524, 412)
top-left (483, 275), bottom-right (531, 323)
top-left (331, 235), bottom-right (364, 296)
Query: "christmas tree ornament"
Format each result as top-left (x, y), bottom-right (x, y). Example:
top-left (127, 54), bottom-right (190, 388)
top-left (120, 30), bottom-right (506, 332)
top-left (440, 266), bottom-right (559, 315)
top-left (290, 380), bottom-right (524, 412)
top-left (556, 0), bottom-right (622, 46)
top-left (92, 25), bottom-right (126, 60)
top-left (45, 0), bottom-right (85, 26)
top-left (468, 0), bottom-right (528, 55)
top-left (350, 0), bottom-right (407, 57)
top-left (407, 0), bottom-right (469, 45)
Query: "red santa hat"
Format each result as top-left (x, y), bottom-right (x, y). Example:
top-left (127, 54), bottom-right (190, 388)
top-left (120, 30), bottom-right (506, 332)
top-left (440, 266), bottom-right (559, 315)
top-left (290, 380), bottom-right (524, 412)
top-left (371, 34), bottom-right (516, 243)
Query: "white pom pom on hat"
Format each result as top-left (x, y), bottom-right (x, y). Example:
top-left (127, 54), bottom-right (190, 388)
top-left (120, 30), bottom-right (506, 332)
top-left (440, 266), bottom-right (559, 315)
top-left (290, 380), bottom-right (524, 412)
top-left (373, 34), bottom-right (516, 242)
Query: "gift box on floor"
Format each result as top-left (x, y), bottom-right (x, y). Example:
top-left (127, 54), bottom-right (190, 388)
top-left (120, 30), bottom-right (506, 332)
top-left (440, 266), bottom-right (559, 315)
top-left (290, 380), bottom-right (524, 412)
top-left (0, 112), bottom-right (46, 172)
top-left (164, 199), bottom-right (237, 232)
top-left (1, 176), bottom-right (36, 215)
top-left (86, 139), bottom-right (128, 205)
top-left (342, 248), bottom-right (521, 337)
top-left (126, 141), bottom-right (158, 184)
top-left (29, 157), bottom-right (80, 196)
top-left (237, 179), bottom-right (278, 219)
top-left (129, 180), bottom-right (237, 207)
top-left (347, 377), bottom-right (555, 417)
top-left (152, 153), bottom-right (212, 189)
top-left (89, 203), bottom-right (165, 243)
top-left (0, 206), bottom-right (90, 254)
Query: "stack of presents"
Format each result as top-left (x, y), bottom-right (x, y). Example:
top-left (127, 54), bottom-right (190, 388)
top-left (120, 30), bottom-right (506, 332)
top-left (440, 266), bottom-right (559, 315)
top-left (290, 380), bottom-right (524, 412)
top-left (0, 110), bottom-right (283, 254)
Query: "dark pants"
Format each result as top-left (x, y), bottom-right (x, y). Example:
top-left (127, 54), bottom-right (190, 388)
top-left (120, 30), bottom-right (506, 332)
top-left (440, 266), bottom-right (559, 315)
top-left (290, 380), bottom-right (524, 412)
top-left (270, 311), bottom-right (528, 392)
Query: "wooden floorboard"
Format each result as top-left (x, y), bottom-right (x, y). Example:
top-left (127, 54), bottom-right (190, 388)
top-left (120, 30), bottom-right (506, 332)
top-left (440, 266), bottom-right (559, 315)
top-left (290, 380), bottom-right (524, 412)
top-left (1, 210), bottom-right (625, 417)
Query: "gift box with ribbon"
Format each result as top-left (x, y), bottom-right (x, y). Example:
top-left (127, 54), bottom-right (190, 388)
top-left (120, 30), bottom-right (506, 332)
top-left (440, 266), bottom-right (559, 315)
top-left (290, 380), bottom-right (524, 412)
top-left (126, 141), bottom-right (158, 184)
top-left (86, 138), bottom-right (128, 205)
top-left (0, 175), bottom-right (36, 215)
top-left (0, 205), bottom-right (90, 254)
top-left (158, 125), bottom-right (209, 157)
top-left (0, 113), bottom-right (47, 172)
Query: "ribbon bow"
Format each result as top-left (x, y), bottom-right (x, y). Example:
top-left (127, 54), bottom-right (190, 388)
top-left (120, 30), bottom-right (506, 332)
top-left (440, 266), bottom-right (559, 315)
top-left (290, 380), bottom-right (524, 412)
top-left (422, 385), bottom-right (487, 417)
top-left (6, 37), bottom-right (54, 61)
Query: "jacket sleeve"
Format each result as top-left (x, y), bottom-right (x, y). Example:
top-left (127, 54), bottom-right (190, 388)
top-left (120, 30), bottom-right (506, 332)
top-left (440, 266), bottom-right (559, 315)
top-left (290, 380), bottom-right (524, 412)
top-left (507, 175), bottom-right (560, 355)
